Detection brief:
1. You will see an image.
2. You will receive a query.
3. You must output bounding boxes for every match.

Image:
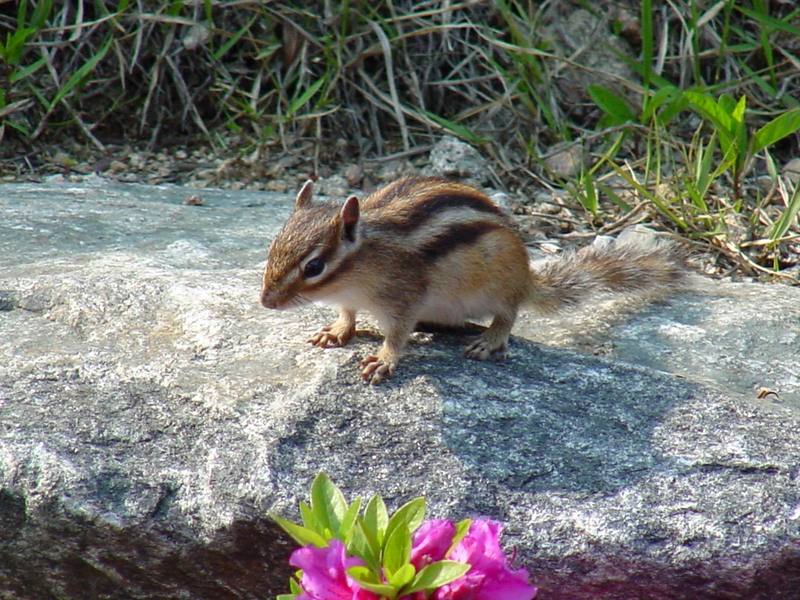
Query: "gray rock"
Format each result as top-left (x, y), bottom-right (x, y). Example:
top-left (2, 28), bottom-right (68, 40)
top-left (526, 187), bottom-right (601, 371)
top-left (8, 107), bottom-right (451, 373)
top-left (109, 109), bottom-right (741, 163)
top-left (544, 7), bottom-right (638, 107)
top-left (1, 181), bottom-right (799, 599)
top-left (424, 135), bottom-right (489, 185)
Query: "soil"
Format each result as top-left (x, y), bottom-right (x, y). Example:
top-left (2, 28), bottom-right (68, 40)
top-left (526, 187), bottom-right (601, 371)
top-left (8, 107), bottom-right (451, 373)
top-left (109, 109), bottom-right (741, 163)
top-left (1, 133), bottom-right (795, 284)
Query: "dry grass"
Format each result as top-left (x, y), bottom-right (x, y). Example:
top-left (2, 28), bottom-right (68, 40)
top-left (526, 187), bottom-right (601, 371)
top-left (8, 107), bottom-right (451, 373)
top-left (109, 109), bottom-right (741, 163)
top-left (1, 0), bottom-right (799, 279)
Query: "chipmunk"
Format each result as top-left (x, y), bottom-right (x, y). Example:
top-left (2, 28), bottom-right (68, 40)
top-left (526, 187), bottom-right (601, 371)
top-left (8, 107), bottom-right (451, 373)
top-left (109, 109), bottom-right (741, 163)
top-left (261, 176), bottom-right (685, 384)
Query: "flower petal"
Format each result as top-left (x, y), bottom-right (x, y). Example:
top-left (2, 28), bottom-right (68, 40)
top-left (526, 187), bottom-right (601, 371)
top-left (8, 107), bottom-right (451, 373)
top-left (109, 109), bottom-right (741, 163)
top-left (410, 519), bottom-right (456, 569)
top-left (290, 541), bottom-right (377, 600)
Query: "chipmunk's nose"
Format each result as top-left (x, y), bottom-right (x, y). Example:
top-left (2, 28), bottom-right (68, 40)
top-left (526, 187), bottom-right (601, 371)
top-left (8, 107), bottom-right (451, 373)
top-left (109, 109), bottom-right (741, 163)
top-left (260, 287), bottom-right (279, 309)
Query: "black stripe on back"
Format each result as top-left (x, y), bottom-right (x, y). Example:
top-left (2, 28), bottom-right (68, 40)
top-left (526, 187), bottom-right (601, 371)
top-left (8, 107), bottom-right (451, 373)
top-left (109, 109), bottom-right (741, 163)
top-left (419, 221), bottom-right (501, 263)
top-left (399, 194), bottom-right (503, 232)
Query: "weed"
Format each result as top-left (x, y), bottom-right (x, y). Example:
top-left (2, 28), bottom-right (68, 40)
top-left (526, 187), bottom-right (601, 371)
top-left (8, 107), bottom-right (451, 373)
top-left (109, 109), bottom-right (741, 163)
top-left (1, 0), bottom-right (799, 276)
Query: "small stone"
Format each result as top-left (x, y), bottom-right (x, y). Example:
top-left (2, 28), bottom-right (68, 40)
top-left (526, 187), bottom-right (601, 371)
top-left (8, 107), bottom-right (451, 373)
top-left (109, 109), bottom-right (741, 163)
top-left (93, 157), bottom-right (112, 173)
top-left (424, 136), bottom-right (489, 184)
top-left (128, 153), bottom-right (145, 169)
top-left (265, 180), bottom-right (288, 193)
top-left (344, 164), bottom-right (363, 187)
top-left (616, 6), bottom-right (641, 45)
top-left (782, 158), bottom-right (800, 185)
top-left (52, 151), bottom-right (77, 168)
top-left (539, 241), bottom-right (562, 255)
top-left (377, 159), bottom-right (415, 182)
top-left (723, 212), bottom-right (748, 246)
top-left (108, 161), bottom-right (127, 174)
top-left (490, 191), bottom-right (513, 213)
top-left (544, 143), bottom-right (583, 179)
top-left (184, 194), bottom-right (205, 206)
top-left (267, 156), bottom-right (298, 178)
top-left (314, 175), bottom-right (349, 197)
top-left (182, 23), bottom-right (210, 51)
top-left (755, 175), bottom-right (774, 195)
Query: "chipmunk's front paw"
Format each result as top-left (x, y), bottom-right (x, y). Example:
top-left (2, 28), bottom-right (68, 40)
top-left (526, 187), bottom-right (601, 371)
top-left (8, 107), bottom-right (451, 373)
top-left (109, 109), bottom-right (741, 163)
top-left (464, 338), bottom-right (508, 361)
top-left (360, 354), bottom-right (397, 385)
top-left (308, 322), bottom-right (355, 348)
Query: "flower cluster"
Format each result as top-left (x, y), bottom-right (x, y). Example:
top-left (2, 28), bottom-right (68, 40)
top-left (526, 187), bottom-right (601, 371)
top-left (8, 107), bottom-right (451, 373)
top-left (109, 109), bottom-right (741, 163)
top-left (289, 540), bottom-right (376, 600)
top-left (274, 474), bottom-right (537, 600)
top-left (408, 519), bottom-right (536, 600)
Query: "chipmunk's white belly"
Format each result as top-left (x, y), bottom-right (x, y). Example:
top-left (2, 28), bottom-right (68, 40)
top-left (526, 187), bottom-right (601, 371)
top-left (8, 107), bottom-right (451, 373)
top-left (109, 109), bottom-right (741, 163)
top-left (416, 290), bottom-right (494, 325)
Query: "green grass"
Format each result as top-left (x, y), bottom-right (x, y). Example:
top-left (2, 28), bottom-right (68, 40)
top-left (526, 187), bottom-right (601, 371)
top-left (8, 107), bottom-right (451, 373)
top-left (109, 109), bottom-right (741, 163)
top-left (0, 0), bottom-right (798, 278)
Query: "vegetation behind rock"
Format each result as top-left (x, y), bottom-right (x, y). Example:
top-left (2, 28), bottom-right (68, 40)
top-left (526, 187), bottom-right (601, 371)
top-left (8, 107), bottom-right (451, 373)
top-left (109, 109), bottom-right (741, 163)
top-left (1, 0), bottom-right (799, 278)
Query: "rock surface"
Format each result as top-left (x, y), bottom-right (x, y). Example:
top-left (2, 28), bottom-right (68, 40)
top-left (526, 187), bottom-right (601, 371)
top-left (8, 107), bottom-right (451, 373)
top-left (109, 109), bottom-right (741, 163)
top-left (1, 180), bottom-right (799, 599)
top-left (423, 135), bottom-right (490, 186)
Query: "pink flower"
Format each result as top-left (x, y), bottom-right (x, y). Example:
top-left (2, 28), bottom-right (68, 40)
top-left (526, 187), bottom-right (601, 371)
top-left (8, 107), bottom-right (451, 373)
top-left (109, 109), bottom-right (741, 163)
top-left (410, 519), bottom-right (456, 570)
top-left (290, 540), bottom-right (380, 600)
top-left (432, 520), bottom-right (537, 600)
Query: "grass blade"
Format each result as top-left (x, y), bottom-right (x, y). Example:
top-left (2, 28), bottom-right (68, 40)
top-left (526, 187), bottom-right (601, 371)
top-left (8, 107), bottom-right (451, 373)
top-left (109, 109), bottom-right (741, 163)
top-left (588, 84), bottom-right (635, 124)
top-left (770, 182), bottom-right (800, 243)
top-left (287, 75), bottom-right (327, 118)
top-left (48, 35), bottom-right (113, 111)
top-left (752, 109), bottom-right (800, 154)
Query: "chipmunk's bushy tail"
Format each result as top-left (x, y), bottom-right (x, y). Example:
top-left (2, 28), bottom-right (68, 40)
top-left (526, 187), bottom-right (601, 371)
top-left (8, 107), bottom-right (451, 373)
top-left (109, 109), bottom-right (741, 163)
top-left (528, 228), bottom-right (687, 313)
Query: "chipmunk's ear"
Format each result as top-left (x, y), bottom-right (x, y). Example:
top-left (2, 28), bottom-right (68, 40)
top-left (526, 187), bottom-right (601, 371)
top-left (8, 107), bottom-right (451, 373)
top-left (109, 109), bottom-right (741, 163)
top-left (340, 195), bottom-right (360, 243)
top-left (294, 180), bottom-right (314, 209)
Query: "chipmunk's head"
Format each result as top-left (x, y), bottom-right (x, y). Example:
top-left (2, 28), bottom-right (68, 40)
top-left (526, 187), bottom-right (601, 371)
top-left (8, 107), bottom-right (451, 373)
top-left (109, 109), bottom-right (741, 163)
top-left (261, 180), bottom-right (361, 310)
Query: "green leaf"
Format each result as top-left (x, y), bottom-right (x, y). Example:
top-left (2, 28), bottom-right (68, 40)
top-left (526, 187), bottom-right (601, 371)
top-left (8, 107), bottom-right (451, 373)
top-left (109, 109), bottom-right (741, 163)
top-left (607, 161), bottom-right (689, 231)
top-left (30, 0), bottom-right (53, 30)
top-left (421, 109), bottom-right (487, 145)
top-left (596, 182), bottom-right (633, 213)
top-left (657, 91), bottom-right (689, 126)
top-left (339, 497), bottom-right (362, 541)
top-left (587, 84), bottom-right (635, 125)
top-left (1, 27), bottom-right (35, 65)
top-left (578, 171), bottom-right (599, 216)
top-left (347, 566), bottom-right (380, 583)
top-left (384, 497), bottom-right (425, 551)
top-left (730, 95), bottom-right (748, 170)
top-left (640, 0), bottom-right (653, 90)
top-left (388, 563), bottom-right (416, 588)
top-left (735, 4), bottom-right (800, 37)
top-left (448, 519), bottom-right (472, 554)
top-left (752, 109), bottom-right (800, 155)
top-left (310, 473), bottom-right (347, 538)
top-left (347, 521), bottom-right (380, 573)
top-left (9, 56), bottom-right (46, 83)
top-left (642, 85), bottom-right (681, 124)
top-left (271, 513), bottom-right (328, 548)
top-left (401, 560), bottom-right (471, 595)
top-left (287, 75), bottom-right (327, 118)
top-left (363, 494), bottom-right (389, 549)
top-left (299, 501), bottom-right (318, 532)
top-left (692, 131), bottom-right (717, 211)
top-left (382, 523), bottom-right (411, 577)
top-left (685, 90), bottom-right (734, 136)
top-left (290, 576), bottom-right (302, 593)
top-left (16, 0), bottom-right (28, 26)
top-left (770, 181), bottom-right (800, 243)
top-left (213, 14), bottom-right (256, 60)
top-left (48, 35), bottom-right (113, 111)
top-left (347, 567), bottom-right (397, 598)
top-left (720, 93), bottom-right (743, 123)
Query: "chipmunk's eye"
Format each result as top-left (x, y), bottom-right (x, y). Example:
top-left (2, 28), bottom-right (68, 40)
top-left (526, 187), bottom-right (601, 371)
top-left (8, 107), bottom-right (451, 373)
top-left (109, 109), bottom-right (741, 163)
top-left (303, 257), bottom-right (325, 279)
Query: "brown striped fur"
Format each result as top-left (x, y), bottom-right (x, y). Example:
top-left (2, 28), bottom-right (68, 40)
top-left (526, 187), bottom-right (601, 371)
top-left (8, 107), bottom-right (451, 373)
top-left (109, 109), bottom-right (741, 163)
top-left (261, 176), bottom-right (685, 384)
